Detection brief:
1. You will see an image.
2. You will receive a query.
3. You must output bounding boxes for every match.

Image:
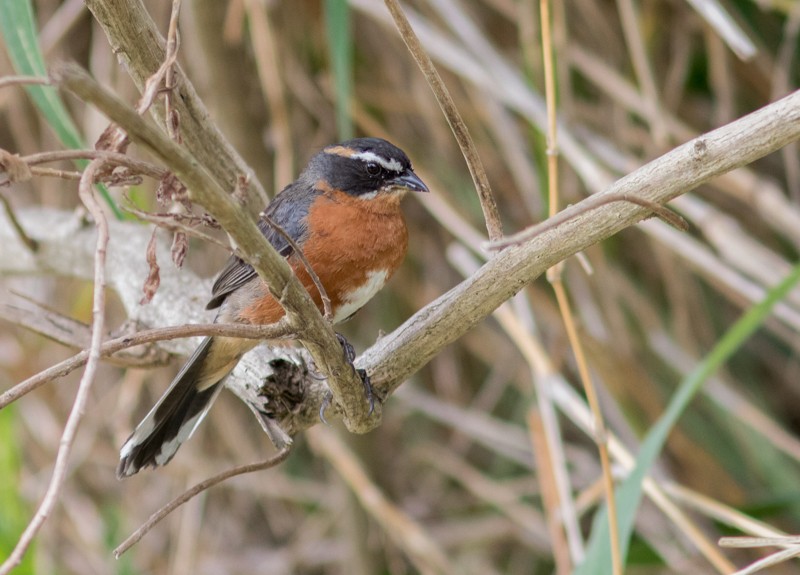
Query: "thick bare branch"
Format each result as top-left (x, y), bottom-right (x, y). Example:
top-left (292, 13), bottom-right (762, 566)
top-left (3, 88), bottom-right (799, 438)
top-left (53, 63), bottom-right (380, 433)
top-left (83, 0), bottom-right (268, 211)
top-left (357, 89), bottom-right (800, 396)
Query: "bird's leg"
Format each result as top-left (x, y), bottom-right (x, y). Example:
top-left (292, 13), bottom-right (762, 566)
top-left (335, 333), bottom-right (375, 413)
top-left (319, 333), bottom-right (375, 423)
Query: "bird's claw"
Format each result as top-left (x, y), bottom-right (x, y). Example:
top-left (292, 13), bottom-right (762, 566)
top-left (319, 391), bottom-right (333, 425)
top-left (336, 333), bottom-right (357, 363)
top-left (317, 334), bottom-right (375, 423)
top-left (356, 368), bottom-right (375, 416)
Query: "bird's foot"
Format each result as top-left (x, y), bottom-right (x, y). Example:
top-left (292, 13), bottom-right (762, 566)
top-left (318, 334), bottom-right (375, 423)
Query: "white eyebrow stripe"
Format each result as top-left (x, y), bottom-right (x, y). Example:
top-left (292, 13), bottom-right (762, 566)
top-left (350, 151), bottom-right (403, 173)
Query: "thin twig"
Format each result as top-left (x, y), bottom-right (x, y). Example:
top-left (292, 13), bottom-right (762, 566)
top-left (540, 1), bottom-right (558, 222)
top-left (551, 281), bottom-right (621, 574)
top-left (610, 193), bottom-right (688, 230)
top-left (0, 300), bottom-right (169, 368)
top-left (122, 203), bottom-right (233, 253)
top-left (137, 0), bottom-right (182, 117)
top-left (538, 1), bottom-right (621, 572)
top-left (0, 193), bottom-right (38, 251)
top-left (84, 0), bottom-right (269, 209)
top-left (0, 159), bottom-right (109, 575)
top-left (0, 75), bottom-right (51, 90)
top-left (260, 212), bottom-right (333, 321)
top-left (95, 0), bottom-right (184, 156)
top-left (719, 544), bottom-right (800, 575)
top-left (719, 535), bottom-right (800, 548)
top-left (26, 167), bottom-right (83, 181)
top-left (487, 193), bottom-right (688, 250)
top-left (382, 0), bottom-right (503, 242)
top-left (23, 149), bottom-right (166, 179)
top-left (114, 448), bottom-right (292, 558)
top-left (162, 0), bottom-right (182, 143)
top-left (0, 319), bottom-right (292, 410)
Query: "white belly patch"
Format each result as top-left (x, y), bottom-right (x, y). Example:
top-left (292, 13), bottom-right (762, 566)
top-left (333, 269), bottom-right (389, 323)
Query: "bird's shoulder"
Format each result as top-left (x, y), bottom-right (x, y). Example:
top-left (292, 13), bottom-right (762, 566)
top-left (206, 181), bottom-right (321, 310)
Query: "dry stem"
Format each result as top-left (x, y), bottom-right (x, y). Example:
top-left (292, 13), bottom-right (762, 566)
top-left (0, 159), bottom-right (110, 575)
top-left (0, 319), bottom-right (292, 410)
top-left (114, 448), bottom-right (292, 558)
top-left (382, 0), bottom-right (503, 242)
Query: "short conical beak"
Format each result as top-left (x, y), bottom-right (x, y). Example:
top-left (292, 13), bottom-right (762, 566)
top-left (392, 170), bottom-right (429, 193)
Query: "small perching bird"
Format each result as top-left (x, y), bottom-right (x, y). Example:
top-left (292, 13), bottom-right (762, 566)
top-left (117, 138), bottom-right (429, 478)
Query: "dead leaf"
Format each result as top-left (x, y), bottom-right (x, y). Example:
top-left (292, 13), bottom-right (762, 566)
top-left (171, 231), bottom-right (188, 268)
top-left (140, 228), bottom-right (161, 305)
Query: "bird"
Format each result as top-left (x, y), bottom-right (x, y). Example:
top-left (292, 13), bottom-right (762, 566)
top-left (117, 138), bottom-right (429, 478)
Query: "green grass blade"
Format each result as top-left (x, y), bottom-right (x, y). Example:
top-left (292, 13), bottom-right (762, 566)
top-left (0, 406), bottom-right (36, 575)
top-left (0, 0), bottom-right (81, 147)
top-left (325, 0), bottom-right (353, 140)
top-left (0, 0), bottom-right (124, 219)
top-left (574, 261), bottom-right (800, 574)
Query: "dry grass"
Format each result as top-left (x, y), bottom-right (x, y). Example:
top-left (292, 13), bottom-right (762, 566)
top-left (2, 0), bottom-right (800, 573)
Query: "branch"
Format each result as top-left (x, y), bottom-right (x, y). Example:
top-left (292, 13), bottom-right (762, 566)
top-left (0, 299), bottom-right (170, 368)
top-left (0, 192), bottom-right (38, 251)
top-left (82, 0), bottom-right (268, 212)
top-left (382, 0), bottom-right (503, 242)
top-left (53, 63), bottom-right (381, 433)
top-left (0, 318), bottom-right (292, 411)
top-left (0, 159), bottom-right (111, 575)
top-left (0, 75), bottom-right (50, 89)
top-left (355, 89), bottom-right (800, 396)
top-left (113, 448), bottom-right (292, 558)
top-left (23, 149), bottom-right (166, 179)
top-left (3, 89), bottom-right (799, 438)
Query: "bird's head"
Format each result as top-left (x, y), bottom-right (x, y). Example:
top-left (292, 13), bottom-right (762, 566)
top-left (304, 137), bottom-right (429, 200)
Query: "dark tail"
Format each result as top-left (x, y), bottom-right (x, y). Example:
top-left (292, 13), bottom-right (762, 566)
top-left (117, 337), bottom-right (245, 478)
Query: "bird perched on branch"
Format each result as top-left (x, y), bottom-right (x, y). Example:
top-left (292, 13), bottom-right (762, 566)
top-left (117, 138), bottom-right (429, 477)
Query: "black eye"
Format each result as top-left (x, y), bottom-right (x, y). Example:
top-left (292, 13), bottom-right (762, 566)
top-left (365, 162), bottom-right (381, 176)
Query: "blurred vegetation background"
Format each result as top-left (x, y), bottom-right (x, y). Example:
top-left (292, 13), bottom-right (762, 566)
top-left (1, 0), bottom-right (800, 573)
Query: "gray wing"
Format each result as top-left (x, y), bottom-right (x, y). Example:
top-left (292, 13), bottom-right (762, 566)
top-left (206, 184), bottom-right (317, 310)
